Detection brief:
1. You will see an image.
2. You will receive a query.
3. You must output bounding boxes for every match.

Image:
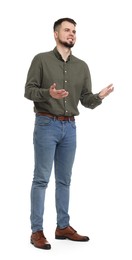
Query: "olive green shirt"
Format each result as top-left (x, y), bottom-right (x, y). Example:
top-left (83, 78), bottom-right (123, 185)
top-left (24, 47), bottom-right (102, 116)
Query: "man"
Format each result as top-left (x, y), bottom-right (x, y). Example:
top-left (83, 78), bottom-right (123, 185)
top-left (24, 17), bottom-right (114, 250)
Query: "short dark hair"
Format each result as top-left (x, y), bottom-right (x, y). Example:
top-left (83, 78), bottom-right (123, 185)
top-left (53, 18), bottom-right (77, 31)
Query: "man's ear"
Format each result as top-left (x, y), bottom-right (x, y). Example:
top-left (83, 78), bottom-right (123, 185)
top-left (54, 31), bottom-right (58, 40)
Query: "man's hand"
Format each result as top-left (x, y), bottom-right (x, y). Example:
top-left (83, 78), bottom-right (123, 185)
top-left (49, 83), bottom-right (69, 99)
top-left (98, 84), bottom-right (114, 99)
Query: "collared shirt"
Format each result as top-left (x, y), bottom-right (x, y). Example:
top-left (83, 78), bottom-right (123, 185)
top-left (24, 47), bottom-right (102, 116)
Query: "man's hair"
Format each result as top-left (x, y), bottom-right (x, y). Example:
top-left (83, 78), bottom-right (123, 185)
top-left (53, 18), bottom-right (77, 32)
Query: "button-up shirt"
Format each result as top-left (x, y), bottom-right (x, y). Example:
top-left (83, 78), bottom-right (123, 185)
top-left (24, 47), bottom-right (102, 116)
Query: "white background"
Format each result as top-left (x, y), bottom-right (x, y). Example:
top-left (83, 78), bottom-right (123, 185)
top-left (0, 0), bottom-right (132, 259)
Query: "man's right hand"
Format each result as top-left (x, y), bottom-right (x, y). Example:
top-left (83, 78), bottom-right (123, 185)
top-left (49, 83), bottom-right (69, 99)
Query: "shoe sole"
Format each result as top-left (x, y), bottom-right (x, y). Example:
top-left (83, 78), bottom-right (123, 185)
top-left (55, 235), bottom-right (90, 241)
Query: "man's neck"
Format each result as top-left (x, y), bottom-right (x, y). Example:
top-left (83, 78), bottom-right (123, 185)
top-left (56, 45), bottom-right (71, 62)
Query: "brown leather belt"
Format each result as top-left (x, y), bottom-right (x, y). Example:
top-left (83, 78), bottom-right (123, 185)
top-left (37, 112), bottom-right (75, 121)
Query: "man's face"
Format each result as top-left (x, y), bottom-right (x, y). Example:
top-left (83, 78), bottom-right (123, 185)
top-left (54, 21), bottom-right (76, 48)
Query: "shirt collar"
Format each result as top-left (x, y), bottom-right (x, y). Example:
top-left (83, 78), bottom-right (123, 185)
top-left (53, 47), bottom-right (71, 62)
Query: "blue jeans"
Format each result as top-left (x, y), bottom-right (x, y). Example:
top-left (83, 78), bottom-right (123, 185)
top-left (31, 115), bottom-right (76, 232)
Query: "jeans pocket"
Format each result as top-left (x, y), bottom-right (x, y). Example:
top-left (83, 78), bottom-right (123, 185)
top-left (35, 115), bottom-right (52, 126)
top-left (70, 120), bottom-right (76, 129)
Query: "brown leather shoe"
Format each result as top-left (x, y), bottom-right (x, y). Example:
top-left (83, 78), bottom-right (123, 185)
top-left (31, 231), bottom-right (51, 249)
top-left (55, 226), bottom-right (90, 242)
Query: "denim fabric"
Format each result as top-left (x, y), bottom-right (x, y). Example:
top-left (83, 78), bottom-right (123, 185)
top-left (30, 115), bottom-right (76, 232)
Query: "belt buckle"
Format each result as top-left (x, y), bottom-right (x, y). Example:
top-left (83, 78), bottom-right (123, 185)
top-left (57, 116), bottom-right (64, 120)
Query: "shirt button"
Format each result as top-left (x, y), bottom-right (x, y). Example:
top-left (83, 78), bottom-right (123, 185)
top-left (66, 110), bottom-right (68, 113)
top-left (65, 80), bottom-right (67, 83)
top-left (65, 70), bottom-right (67, 73)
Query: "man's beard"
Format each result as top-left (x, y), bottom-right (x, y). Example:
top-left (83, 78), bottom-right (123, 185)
top-left (59, 39), bottom-right (74, 48)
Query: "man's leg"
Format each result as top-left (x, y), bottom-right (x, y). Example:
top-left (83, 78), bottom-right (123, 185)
top-left (31, 115), bottom-right (57, 232)
top-left (54, 120), bottom-right (76, 228)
